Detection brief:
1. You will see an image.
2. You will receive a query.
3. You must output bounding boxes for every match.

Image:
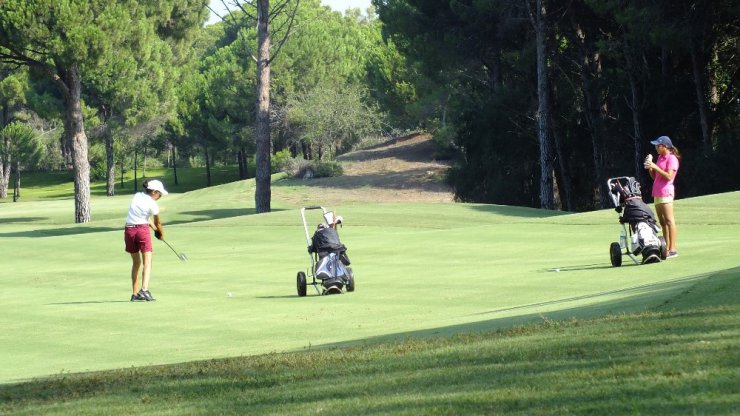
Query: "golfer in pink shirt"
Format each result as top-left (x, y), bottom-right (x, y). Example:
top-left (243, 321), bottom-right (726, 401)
top-left (644, 136), bottom-right (681, 258)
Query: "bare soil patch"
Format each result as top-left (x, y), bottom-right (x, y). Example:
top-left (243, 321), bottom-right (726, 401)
top-left (272, 133), bottom-right (454, 205)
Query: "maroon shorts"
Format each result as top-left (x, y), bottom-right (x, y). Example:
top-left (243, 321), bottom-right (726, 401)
top-left (124, 224), bottom-right (152, 253)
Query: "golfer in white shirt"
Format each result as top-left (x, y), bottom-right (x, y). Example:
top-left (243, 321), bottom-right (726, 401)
top-left (124, 179), bottom-right (168, 301)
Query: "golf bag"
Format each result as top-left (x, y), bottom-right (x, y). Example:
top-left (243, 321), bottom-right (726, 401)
top-left (621, 198), bottom-right (662, 260)
top-left (309, 226), bottom-right (351, 265)
top-left (608, 177), bottom-right (666, 265)
top-left (314, 252), bottom-right (349, 291)
top-left (308, 226), bottom-right (352, 291)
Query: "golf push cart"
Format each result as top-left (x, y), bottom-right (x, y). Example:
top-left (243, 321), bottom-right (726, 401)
top-left (296, 206), bottom-right (355, 296)
top-left (607, 177), bottom-right (667, 267)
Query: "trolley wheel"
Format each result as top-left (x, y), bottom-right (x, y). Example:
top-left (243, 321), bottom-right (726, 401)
top-left (610, 242), bottom-right (623, 267)
top-left (297, 271), bottom-right (307, 297)
top-left (346, 268), bottom-right (355, 292)
top-left (659, 236), bottom-right (667, 260)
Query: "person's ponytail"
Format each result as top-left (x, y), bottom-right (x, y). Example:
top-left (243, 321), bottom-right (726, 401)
top-left (671, 146), bottom-right (682, 160)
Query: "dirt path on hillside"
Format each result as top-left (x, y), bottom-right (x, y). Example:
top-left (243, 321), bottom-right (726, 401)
top-left (272, 133), bottom-right (455, 205)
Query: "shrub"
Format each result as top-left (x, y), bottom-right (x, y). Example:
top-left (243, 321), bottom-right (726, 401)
top-left (271, 149), bottom-right (344, 179)
top-left (284, 158), bottom-right (311, 178)
top-left (271, 149), bottom-right (293, 174)
top-left (313, 160), bottom-right (343, 177)
top-left (90, 161), bottom-right (108, 181)
top-left (293, 160), bottom-right (343, 179)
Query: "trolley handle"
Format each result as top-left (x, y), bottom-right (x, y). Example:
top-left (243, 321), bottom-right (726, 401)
top-left (301, 206), bottom-right (327, 248)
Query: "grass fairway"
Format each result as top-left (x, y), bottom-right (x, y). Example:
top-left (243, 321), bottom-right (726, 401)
top-left (0, 178), bottom-right (738, 414)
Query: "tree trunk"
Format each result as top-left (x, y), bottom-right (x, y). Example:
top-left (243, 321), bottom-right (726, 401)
top-left (689, 35), bottom-right (712, 152)
top-left (572, 18), bottom-right (610, 209)
top-left (0, 163), bottom-right (6, 199)
top-left (0, 104), bottom-right (9, 199)
top-left (254, 0), bottom-right (272, 213)
top-left (623, 40), bottom-right (648, 190)
top-left (551, 123), bottom-right (573, 211)
top-left (134, 147), bottom-right (138, 191)
top-left (627, 68), bottom-right (647, 187)
top-left (120, 160), bottom-right (125, 189)
top-left (0, 138), bottom-right (9, 199)
top-left (142, 143), bottom-right (147, 179)
top-left (105, 127), bottom-right (115, 196)
top-left (533, 0), bottom-right (555, 210)
top-left (60, 135), bottom-right (73, 169)
top-left (237, 150), bottom-right (244, 179)
top-left (63, 65), bottom-right (91, 223)
top-left (238, 147), bottom-right (246, 179)
top-left (171, 144), bottom-right (179, 186)
top-left (241, 146), bottom-right (248, 179)
top-left (289, 142), bottom-right (297, 158)
top-left (205, 146), bottom-right (212, 187)
top-left (12, 163), bottom-right (19, 202)
top-left (483, 43), bottom-right (503, 93)
top-left (301, 140), bottom-right (310, 160)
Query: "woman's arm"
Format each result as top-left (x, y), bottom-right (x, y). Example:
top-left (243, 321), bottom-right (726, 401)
top-left (646, 161), bottom-right (675, 180)
top-left (151, 214), bottom-right (164, 239)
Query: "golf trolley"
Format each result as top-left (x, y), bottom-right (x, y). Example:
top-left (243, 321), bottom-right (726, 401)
top-left (296, 206), bottom-right (355, 296)
top-left (607, 177), bottom-right (667, 267)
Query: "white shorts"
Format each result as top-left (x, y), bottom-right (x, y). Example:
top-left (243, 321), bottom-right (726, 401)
top-left (654, 196), bottom-right (674, 204)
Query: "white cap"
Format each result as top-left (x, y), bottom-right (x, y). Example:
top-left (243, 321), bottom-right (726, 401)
top-left (146, 179), bottom-right (168, 195)
top-left (334, 215), bottom-right (343, 224)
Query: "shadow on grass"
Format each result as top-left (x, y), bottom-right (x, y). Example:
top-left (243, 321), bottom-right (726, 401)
top-left (473, 274), bottom-right (709, 317)
top-left (17, 167), bottom-right (246, 201)
top-left (0, 208), bottom-right (283, 238)
top-left (167, 207), bottom-right (287, 226)
top-left (1, 269), bottom-right (736, 415)
top-left (45, 301), bottom-right (132, 305)
top-left (466, 203), bottom-right (567, 218)
top-left (256, 295), bottom-right (306, 299)
top-left (323, 267), bottom-right (739, 345)
top-left (273, 169), bottom-right (451, 193)
top-left (256, 268), bottom-right (740, 329)
top-left (0, 226), bottom-right (119, 238)
top-left (540, 262), bottom-right (621, 272)
top-left (0, 217), bottom-right (48, 224)
top-left (177, 208), bottom-right (257, 221)
top-left (336, 134), bottom-right (439, 163)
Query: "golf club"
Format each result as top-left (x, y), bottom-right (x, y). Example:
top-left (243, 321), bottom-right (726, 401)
top-left (149, 224), bottom-right (187, 262)
top-left (162, 238), bottom-right (188, 262)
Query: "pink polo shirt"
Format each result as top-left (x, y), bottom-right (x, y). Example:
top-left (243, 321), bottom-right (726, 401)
top-left (652, 153), bottom-right (679, 198)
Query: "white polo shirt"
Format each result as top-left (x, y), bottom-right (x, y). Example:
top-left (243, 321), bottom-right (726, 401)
top-left (125, 192), bottom-right (160, 225)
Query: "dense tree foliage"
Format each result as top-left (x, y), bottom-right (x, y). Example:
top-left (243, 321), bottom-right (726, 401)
top-left (2, 0), bottom-right (736, 213)
top-left (375, 0), bottom-right (739, 210)
top-left (0, 0), bottom-right (207, 221)
top-left (0, 120), bottom-right (42, 201)
top-left (179, 0), bottom-right (392, 187)
top-left (0, 68), bottom-right (27, 197)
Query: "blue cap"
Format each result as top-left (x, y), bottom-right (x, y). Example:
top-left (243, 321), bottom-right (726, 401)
top-left (650, 136), bottom-right (673, 148)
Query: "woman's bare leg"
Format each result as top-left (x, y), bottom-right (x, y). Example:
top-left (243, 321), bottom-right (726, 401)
top-left (130, 252), bottom-right (142, 293)
top-left (141, 251), bottom-right (153, 290)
